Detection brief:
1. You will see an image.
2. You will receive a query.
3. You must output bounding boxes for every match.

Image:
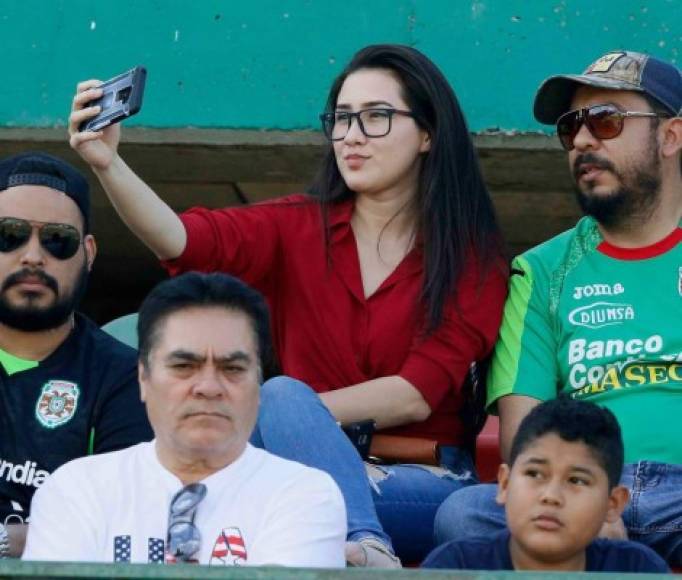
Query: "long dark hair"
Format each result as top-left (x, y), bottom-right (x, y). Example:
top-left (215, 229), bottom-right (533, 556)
top-left (309, 44), bottom-right (503, 331)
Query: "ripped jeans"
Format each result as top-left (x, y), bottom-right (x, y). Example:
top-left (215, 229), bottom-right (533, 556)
top-left (367, 445), bottom-right (477, 562)
top-left (249, 376), bottom-right (478, 563)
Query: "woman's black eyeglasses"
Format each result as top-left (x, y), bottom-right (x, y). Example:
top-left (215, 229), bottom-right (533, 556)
top-left (556, 104), bottom-right (661, 151)
top-left (167, 482), bottom-right (207, 563)
top-left (0, 217), bottom-right (82, 260)
top-left (320, 108), bottom-right (414, 141)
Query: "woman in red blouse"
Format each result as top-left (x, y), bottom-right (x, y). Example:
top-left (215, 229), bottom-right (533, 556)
top-left (69, 44), bottom-right (507, 566)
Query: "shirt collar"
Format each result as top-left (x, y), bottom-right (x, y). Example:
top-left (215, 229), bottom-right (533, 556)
top-left (328, 197), bottom-right (355, 229)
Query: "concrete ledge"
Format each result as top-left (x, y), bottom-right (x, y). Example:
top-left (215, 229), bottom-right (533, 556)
top-left (0, 127), bottom-right (559, 150)
top-left (0, 559), bottom-right (669, 579)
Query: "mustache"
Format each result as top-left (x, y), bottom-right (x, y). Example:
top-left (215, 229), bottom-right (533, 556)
top-left (1, 268), bottom-right (59, 294)
top-left (572, 153), bottom-right (616, 181)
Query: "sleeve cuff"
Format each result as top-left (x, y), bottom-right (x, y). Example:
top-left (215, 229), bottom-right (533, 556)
top-left (158, 211), bottom-right (204, 276)
top-left (399, 355), bottom-right (453, 410)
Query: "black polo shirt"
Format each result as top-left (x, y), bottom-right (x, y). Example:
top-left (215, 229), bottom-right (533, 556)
top-left (0, 313), bottom-right (153, 524)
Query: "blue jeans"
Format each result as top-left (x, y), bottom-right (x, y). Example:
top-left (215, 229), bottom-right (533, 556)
top-left (368, 445), bottom-right (477, 562)
top-left (434, 462), bottom-right (682, 566)
top-left (250, 376), bottom-right (477, 563)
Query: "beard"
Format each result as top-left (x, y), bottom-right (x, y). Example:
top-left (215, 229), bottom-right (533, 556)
top-left (0, 262), bottom-right (89, 331)
top-left (572, 135), bottom-right (661, 229)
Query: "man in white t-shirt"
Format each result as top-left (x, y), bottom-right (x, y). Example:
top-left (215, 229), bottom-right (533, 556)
top-left (22, 272), bottom-right (346, 567)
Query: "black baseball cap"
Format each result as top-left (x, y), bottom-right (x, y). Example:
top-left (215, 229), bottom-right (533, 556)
top-left (0, 152), bottom-right (90, 232)
top-left (534, 51), bottom-right (682, 124)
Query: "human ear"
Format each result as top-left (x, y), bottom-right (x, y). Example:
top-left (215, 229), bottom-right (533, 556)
top-left (138, 361), bottom-right (148, 402)
top-left (604, 485), bottom-right (629, 523)
top-left (659, 117), bottom-right (682, 160)
top-left (495, 463), bottom-right (511, 506)
top-left (84, 234), bottom-right (97, 271)
top-left (419, 131), bottom-right (431, 153)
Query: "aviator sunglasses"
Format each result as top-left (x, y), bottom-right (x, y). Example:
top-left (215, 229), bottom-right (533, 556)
top-left (556, 104), bottom-right (661, 151)
top-left (0, 217), bottom-right (82, 260)
top-left (167, 482), bottom-right (207, 563)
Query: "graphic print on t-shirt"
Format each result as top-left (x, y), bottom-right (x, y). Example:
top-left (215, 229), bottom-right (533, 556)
top-left (111, 527), bottom-right (249, 566)
top-left (209, 527), bottom-right (248, 566)
top-left (113, 535), bottom-right (131, 563)
top-left (148, 538), bottom-right (165, 563)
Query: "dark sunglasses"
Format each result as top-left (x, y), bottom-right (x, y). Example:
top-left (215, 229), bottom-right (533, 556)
top-left (167, 482), bottom-right (207, 563)
top-left (0, 217), bottom-right (82, 260)
top-left (556, 104), bottom-right (660, 151)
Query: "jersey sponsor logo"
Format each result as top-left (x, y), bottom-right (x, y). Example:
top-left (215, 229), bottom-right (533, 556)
top-left (567, 334), bottom-right (665, 389)
top-left (572, 282), bottom-right (624, 300)
top-left (568, 334), bottom-right (663, 365)
top-left (210, 527), bottom-right (247, 566)
top-left (0, 458), bottom-right (49, 489)
top-left (571, 361), bottom-right (682, 399)
top-left (567, 301), bottom-right (634, 329)
top-left (35, 380), bottom-right (80, 428)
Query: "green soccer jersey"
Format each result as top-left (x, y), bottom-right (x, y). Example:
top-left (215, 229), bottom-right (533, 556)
top-left (488, 216), bottom-right (682, 464)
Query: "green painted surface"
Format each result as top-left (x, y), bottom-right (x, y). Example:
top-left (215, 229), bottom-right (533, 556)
top-left (0, 559), bottom-right (675, 579)
top-left (2, 0), bottom-right (680, 132)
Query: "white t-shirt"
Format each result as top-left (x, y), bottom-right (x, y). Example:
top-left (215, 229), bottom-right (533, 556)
top-left (23, 442), bottom-right (346, 567)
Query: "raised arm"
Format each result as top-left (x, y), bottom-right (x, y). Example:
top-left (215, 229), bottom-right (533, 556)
top-left (68, 80), bottom-right (186, 260)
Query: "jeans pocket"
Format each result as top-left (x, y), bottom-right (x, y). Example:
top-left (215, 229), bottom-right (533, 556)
top-left (628, 463), bottom-right (682, 534)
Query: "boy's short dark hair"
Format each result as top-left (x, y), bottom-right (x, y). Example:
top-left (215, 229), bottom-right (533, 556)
top-left (137, 272), bottom-right (278, 379)
top-left (509, 397), bottom-right (624, 488)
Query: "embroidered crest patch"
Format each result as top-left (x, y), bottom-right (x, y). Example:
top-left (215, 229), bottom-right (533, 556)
top-left (35, 380), bottom-right (80, 428)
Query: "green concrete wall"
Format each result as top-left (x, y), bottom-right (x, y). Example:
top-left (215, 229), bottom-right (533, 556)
top-left (3, 0), bottom-right (680, 132)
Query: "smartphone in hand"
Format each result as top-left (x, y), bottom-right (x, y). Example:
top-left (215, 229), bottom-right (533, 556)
top-left (79, 66), bottom-right (146, 132)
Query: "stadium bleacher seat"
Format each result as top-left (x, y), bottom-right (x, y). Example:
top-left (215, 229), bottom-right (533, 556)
top-left (102, 313), bottom-right (138, 349)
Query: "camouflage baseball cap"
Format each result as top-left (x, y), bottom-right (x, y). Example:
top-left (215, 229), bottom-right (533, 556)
top-left (534, 51), bottom-right (682, 124)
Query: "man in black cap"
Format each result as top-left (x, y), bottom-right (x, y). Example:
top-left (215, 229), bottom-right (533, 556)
top-left (0, 152), bottom-right (152, 557)
top-left (433, 51), bottom-right (681, 565)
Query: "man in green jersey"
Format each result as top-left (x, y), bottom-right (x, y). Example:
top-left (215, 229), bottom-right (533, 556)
top-left (434, 50), bottom-right (682, 565)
